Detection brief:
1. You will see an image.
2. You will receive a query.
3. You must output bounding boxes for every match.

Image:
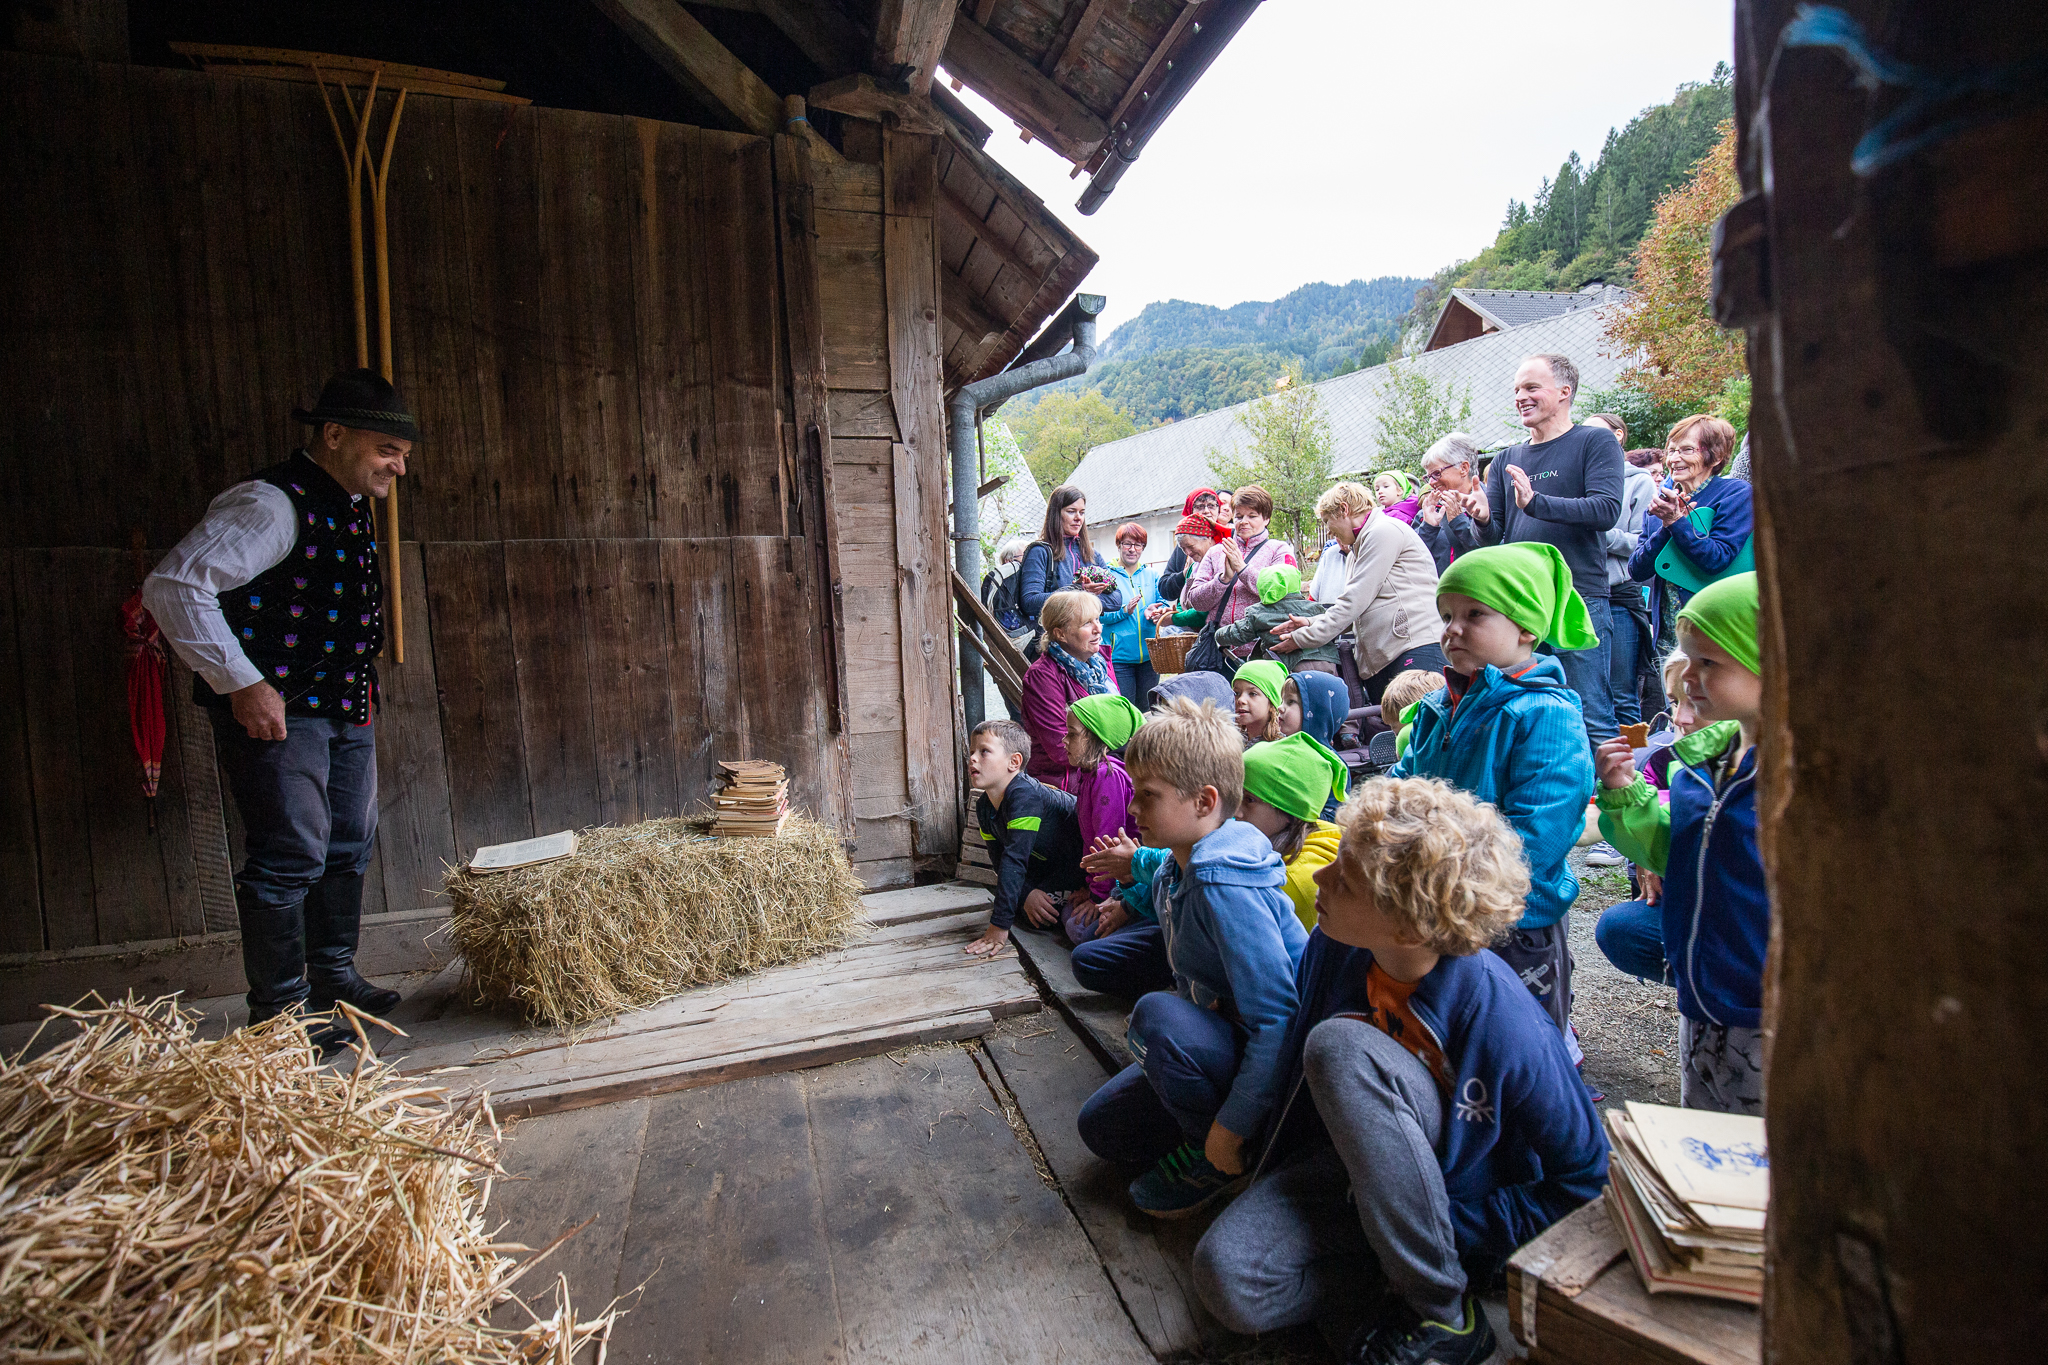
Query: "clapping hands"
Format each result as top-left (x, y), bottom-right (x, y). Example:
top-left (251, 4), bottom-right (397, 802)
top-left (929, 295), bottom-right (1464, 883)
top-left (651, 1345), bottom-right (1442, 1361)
top-left (1079, 831), bottom-right (1138, 882)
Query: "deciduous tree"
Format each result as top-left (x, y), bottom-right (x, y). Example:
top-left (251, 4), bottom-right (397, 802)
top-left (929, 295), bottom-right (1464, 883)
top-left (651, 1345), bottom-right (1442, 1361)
top-left (1208, 365), bottom-right (1333, 555)
top-left (1605, 119), bottom-right (1746, 407)
top-left (1009, 391), bottom-right (1137, 491)
top-left (1369, 362), bottom-right (1474, 479)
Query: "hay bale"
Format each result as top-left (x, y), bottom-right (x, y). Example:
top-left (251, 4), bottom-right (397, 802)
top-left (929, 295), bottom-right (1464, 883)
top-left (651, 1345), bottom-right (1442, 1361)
top-left (0, 998), bottom-right (615, 1363)
top-left (446, 812), bottom-right (869, 1027)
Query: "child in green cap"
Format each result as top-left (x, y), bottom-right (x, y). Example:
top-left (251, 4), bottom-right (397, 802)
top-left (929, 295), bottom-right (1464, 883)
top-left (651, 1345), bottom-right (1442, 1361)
top-left (1062, 694), bottom-right (1143, 946)
top-left (1240, 733), bottom-right (1347, 931)
top-left (1593, 572), bottom-right (1766, 1114)
top-left (1389, 542), bottom-right (1598, 1047)
top-left (1231, 660), bottom-right (1289, 745)
top-left (1214, 565), bottom-right (1338, 671)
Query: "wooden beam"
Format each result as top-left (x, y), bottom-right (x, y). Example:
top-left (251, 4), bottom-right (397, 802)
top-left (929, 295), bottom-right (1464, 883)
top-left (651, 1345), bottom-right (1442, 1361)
top-left (942, 14), bottom-right (1109, 162)
top-left (809, 73), bottom-right (945, 133)
top-left (872, 0), bottom-right (957, 93)
top-left (755, 0), bottom-right (868, 76)
top-left (1046, 0), bottom-right (1118, 82)
top-left (936, 180), bottom-right (1044, 284)
top-left (1101, 0), bottom-right (1201, 135)
top-left (943, 275), bottom-right (1007, 345)
top-left (590, 0), bottom-right (783, 136)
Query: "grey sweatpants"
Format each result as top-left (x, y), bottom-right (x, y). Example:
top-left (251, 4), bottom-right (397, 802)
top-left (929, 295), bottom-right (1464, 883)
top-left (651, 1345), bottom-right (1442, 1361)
top-left (1193, 1017), bottom-right (1465, 1342)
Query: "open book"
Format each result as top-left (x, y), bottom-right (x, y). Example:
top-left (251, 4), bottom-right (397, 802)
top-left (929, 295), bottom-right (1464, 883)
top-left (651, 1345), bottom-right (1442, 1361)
top-left (468, 830), bottom-right (578, 874)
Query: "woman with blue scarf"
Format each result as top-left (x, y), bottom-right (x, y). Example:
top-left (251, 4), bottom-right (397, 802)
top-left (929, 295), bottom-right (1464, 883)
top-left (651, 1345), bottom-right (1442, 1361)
top-left (1021, 590), bottom-right (1114, 794)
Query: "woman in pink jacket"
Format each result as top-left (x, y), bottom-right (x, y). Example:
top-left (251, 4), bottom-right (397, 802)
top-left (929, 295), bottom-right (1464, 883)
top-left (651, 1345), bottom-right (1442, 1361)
top-left (1180, 485), bottom-right (1298, 662)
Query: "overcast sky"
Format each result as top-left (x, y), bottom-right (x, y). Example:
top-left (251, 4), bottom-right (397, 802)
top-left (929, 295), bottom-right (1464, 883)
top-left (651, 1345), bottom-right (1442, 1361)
top-left (942, 0), bottom-right (1734, 337)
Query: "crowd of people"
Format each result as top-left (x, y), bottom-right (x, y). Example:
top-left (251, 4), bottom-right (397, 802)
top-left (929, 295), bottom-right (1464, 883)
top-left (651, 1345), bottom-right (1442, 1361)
top-left (965, 351), bottom-right (1767, 1365)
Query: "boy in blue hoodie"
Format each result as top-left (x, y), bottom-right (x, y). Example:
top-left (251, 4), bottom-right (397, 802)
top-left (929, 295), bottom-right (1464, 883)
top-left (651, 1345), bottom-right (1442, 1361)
top-left (1194, 777), bottom-right (1608, 1365)
top-left (1595, 573), bottom-right (1766, 1114)
top-left (1389, 543), bottom-right (1597, 1038)
top-left (1076, 696), bottom-right (1308, 1217)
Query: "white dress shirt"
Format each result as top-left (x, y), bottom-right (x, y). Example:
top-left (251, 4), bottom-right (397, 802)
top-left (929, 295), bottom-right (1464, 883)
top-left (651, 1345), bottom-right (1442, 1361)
top-left (142, 479), bottom-right (349, 697)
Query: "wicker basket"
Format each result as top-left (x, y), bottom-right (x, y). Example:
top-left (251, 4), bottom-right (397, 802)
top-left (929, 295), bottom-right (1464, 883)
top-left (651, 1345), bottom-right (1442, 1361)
top-left (1148, 632), bottom-right (1198, 675)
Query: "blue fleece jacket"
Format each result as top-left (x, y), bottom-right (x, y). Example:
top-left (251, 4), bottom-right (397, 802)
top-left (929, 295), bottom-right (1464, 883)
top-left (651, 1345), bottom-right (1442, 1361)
top-left (1388, 656), bottom-right (1593, 929)
top-left (1152, 819), bottom-right (1308, 1138)
top-left (1597, 720), bottom-right (1767, 1028)
top-left (1627, 475), bottom-right (1754, 643)
top-left (1266, 933), bottom-right (1610, 1287)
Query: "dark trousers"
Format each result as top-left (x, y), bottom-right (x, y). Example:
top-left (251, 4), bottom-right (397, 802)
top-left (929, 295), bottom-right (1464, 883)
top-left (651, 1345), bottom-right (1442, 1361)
top-left (1606, 592), bottom-right (1644, 727)
top-left (1489, 916), bottom-right (1574, 1036)
top-left (1595, 898), bottom-right (1670, 983)
top-left (1114, 658), bottom-right (1159, 710)
top-left (1071, 922), bottom-right (1173, 999)
top-left (210, 709), bottom-right (379, 1012)
top-left (1545, 594), bottom-right (1616, 746)
top-left (1361, 642), bottom-right (1448, 704)
top-left (1078, 991), bottom-right (1246, 1167)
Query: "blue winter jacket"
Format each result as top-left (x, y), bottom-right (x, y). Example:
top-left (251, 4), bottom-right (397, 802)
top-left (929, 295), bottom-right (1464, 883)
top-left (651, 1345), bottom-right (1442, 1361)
top-left (1265, 933), bottom-right (1610, 1288)
top-left (1102, 563), bottom-right (1161, 664)
top-left (1597, 719), bottom-right (1766, 1028)
top-left (1148, 819), bottom-right (1308, 1139)
top-left (1388, 655), bottom-right (1594, 928)
top-left (1627, 475), bottom-right (1754, 642)
top-left (1020, 538), bottom-right (1123, 625)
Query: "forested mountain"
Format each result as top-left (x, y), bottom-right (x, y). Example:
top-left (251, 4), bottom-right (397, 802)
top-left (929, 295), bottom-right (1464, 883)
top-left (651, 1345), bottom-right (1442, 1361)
top-left (1395, 65), bottom-right (1734, 345)
top-left (1010, 275), bottom-right (1424, 426)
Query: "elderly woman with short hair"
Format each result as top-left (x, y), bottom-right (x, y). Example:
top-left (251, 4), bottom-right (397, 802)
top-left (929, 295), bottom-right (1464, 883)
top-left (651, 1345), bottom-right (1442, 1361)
top-left (1627, 414), bottom-right (1754, 661)
top-left (1270, 480), bottom-right (1444, 703)
top-left (1020, 589), bottom-right (1114, 793)
top-left (1413, 432), bottom-right (1486, 573)
top-left (1182, 484), bottom-right (1298, 663)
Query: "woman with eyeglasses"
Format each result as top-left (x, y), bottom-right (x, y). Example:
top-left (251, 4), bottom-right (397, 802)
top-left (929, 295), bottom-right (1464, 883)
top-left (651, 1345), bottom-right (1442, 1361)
top-left (1626, 415), bottom-right (1755, 669)
top-left (1157, 487), bottom-right (1229, 601)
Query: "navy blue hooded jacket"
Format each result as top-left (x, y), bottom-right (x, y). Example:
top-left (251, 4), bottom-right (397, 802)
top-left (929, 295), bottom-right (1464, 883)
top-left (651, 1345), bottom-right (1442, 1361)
top-left (1266, 932), bottom-right (1610, 1287)
top-left (1291, 670), bottom-right (1352, 820)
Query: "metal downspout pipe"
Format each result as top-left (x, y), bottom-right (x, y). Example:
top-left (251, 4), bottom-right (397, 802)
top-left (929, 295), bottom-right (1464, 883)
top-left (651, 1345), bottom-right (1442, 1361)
top-left (950, 293), bottom-right (1104, 733)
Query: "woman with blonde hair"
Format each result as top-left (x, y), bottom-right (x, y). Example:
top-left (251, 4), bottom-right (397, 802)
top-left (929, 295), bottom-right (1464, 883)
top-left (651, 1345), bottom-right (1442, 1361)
top-left (1271, 481), bottom-right (1444, 704)
top-left (1625, 415), bottom-right (1753, 659)
top-left (1020, 590), bottom-right (1112, 793)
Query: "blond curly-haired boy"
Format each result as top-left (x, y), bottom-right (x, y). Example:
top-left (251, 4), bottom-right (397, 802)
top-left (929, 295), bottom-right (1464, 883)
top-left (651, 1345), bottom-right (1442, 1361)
top-left (1193, 777), bottom-right (1610, 1365)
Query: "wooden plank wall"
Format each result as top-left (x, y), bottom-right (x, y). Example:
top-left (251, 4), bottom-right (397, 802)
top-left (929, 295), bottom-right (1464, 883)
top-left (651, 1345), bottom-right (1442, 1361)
top-left (812, 132), bottom-right (961, 885)
top-left (0, 54), bottom-right (965, 954)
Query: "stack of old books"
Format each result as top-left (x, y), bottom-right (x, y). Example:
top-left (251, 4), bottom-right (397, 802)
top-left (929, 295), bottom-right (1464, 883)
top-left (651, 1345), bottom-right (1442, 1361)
top-left (1603, 1102), bottom-right (1766, 1305)
top-left (712, 759), bottom-right (791, 838)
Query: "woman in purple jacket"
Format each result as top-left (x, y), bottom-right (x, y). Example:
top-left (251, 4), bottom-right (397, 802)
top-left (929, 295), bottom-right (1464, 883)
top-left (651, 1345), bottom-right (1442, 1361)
top-left (1020, 590), bottom-right (1113, 793)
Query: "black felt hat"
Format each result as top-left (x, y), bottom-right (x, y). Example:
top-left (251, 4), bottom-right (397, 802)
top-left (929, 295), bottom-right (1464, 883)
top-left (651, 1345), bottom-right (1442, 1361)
top-left (292, 368), bottom-right (420, 442)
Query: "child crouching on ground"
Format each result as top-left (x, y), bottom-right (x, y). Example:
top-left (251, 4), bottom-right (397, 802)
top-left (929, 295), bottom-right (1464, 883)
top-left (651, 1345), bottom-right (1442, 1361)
top-left (1215, 565), bottom-right (1339, 671)
top-left (1595, 573), bottom-right (1768, 1114)
top-left (1061, 695), bottom-right (1143, 946)
top-left (1232, 660), bottom-right (1287, 745)
top-left (1241, 733), bottom-right (1347, 932)
top-left (1194, 778), bottom-right (1609, 1365)
top-left (964, 719), bottom-right (1085, 957)
top-left (1377, 667), bottom-right (1445, 761)
top-left (1390, 543), bottom-right (1596, 1041)
top-left (1076, 698), bottom-right (1308, 1217)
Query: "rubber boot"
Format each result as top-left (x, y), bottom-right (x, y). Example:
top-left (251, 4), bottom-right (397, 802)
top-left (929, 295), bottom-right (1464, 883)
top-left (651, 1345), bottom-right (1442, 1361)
top-left (304, 871), bottom-right (403, 1019)
top-left (238, 886), bottom-right (311, 1026)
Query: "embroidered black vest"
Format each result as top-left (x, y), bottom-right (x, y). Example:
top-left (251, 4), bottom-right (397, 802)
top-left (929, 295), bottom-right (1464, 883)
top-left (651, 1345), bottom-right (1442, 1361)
top-left (203, 451), bottom-right (383, 720)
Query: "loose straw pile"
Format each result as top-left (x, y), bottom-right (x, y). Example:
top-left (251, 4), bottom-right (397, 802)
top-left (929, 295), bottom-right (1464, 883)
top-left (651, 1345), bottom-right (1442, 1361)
top-left (447, 813), bottom-right (868, 1028)
top-left (0, 998), bottom-right (615, 1363)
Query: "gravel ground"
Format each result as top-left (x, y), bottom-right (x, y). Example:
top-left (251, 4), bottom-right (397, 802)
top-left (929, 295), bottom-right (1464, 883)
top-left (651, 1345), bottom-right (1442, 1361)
top-left (1565, 846), bottom-right (1682, 1107)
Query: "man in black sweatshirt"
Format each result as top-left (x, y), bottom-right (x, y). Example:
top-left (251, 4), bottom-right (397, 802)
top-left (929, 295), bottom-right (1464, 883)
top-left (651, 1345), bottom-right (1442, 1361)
top-left (1468, 353), bottom-right (1625, 745)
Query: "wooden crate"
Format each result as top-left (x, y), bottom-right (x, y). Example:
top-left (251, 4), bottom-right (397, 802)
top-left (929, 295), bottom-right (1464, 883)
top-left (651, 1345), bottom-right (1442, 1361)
top-left (1507, 1200), bottom-right (1760, 1365)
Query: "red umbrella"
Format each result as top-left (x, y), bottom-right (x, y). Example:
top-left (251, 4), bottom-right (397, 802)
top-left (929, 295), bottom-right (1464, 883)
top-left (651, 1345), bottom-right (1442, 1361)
top-left (120, 590), bottom-right (167, 831)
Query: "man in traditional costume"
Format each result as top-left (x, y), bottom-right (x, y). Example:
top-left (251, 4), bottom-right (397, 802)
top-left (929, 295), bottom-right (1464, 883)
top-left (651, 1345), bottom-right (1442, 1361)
top-left (144, 369), bottom-right (415, 1029)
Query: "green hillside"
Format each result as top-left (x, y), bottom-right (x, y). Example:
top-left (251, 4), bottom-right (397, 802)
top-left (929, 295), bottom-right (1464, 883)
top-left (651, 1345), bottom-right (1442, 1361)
top-left (1009, 276), bottom-right (1424, 427)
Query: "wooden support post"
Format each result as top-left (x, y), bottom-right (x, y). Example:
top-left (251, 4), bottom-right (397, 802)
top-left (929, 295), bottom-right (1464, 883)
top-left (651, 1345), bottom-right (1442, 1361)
top-left (871, 0), bottom-right (956, 94)
top-left (592, 0), bottom-right (784, 137)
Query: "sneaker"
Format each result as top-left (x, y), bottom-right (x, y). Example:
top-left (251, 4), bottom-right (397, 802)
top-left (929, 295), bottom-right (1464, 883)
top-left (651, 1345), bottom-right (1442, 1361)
top-left (1128, 1143), bottom-right (1248, 1218)
top-left (1350, 1293), bottom-right (1496, 1365)
top-left (1583, 841), bottom-right (1626, 868)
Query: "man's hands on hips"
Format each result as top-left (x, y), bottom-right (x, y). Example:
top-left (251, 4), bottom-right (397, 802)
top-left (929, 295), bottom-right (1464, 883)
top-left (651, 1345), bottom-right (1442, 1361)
top-left (230, 681), bottom-right (288, 740)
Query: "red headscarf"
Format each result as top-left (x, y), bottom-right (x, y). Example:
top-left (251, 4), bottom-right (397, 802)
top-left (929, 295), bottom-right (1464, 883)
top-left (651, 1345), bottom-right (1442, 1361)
top-left (1182, 487), bottom-right (1215, 516)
